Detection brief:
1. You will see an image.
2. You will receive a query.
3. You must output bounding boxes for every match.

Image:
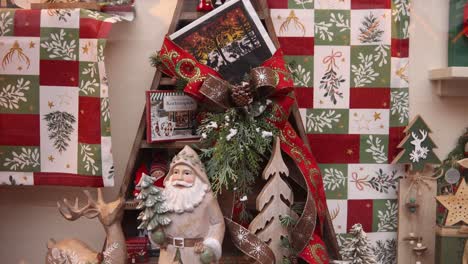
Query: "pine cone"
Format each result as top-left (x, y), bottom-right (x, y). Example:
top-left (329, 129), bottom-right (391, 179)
top-left (230, 82), bottom-right (253, 107)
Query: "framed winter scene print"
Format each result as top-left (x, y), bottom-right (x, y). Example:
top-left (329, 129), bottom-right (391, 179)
top-left (169, 0), bottom-right (276, 83)
top-left (146, 91), bottom-right (199, 143)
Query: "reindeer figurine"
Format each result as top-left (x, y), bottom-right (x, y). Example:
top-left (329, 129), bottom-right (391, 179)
top-left (46, 189), bottom-right (127, 264)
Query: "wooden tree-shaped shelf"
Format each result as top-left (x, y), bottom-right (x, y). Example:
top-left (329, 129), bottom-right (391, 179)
top-left (119, 0), bottom-right (340, 261)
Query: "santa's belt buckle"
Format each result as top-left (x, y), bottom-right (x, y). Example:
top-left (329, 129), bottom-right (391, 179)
top-left (173, 237), bottom-right (184, 248)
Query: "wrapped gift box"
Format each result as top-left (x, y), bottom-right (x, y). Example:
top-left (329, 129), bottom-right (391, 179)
top-left (449, 0), bottom-right (468, 66)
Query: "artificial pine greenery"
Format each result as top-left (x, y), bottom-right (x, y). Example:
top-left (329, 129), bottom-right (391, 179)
top-left (150, 53), bottom-right (188, 90)
top-left (198, 102), bottom-right (277, 220)
top-left (437, 127), bottom-right (468, 183)
top-left (43, 111), bottom-right (76, 153)
top-left (341, 223), bottom-right (377, 264)
top-left (358, 13), bottom-right (384, 43)
top-left (136, 174), bottom-right (171, 231)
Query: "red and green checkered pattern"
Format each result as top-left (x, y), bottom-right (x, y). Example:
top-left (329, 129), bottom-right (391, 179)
top-left (268, 0), bottom-right (409, 261)
top-left (0, 9), bottom-right (118, 187)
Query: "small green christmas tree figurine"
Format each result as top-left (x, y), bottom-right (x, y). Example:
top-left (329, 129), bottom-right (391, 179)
top-left (341, 223), bottom-right (377, 264)
top-left (392, 115), bottom-right (441, 172)
top-left (136, 173), bottom-right (171, 244)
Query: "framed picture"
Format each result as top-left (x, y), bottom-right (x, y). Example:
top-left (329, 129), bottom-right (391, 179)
top-left (169, 0), bottom-right (276, 84)
top-left (146, 91), bottom-right (199, 143)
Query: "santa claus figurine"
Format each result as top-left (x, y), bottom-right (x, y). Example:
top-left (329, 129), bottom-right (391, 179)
top-left (153, 146), bottom-right (225, 264)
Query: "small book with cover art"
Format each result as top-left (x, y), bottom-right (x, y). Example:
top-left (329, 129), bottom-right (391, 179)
top-left (169, 0), bottom-right (276, 84)
top-left (146, 91), bottom-right (199, 143)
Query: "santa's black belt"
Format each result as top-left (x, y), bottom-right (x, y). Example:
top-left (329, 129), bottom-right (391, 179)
top-left (166, 236), bottom-right (204, 248)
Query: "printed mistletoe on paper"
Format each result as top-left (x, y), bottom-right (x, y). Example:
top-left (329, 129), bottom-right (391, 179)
top-left (315, 12), bottom-right (350, 42)
top-left (377, 200), bottom-right (398, 232)
top-left (315, 21), bottom-right (333, 41)
top-left (80, 143), bottom-right (99, 175)
top-left (98, 42), bottom-right (105, 62)
top-left (0, 11), bottom-right (13, 36)
top-left (392, 0), bottom-right (410, 22)
top-left (359, 13), bottom-right (385, 43)
top-left (44, 111), bottom-right (76, 153)
top-left (391, 90), bottom-right (409, 125)
top-left (365, 135), bottom-right (388, 164)
top-left (0, 78), bottom-right (30, 110)
top-left (323, 167), bottom-right (346, 191)
top-left (294, 0), bottom-right (313, 9)
top-left (3, 148), bottom-right (40, 171)
top-left (319, 50), bottom-right (345, 104)
top-left (306, 110), bottom-right (341, 133)
top-left (101, 98), bottom-right (110, 122)
top-left (80, 63), bottom-right (99, 95)
top-left (47, 9), bottom-right (72, 22)
top-left (374, 45), bottom-right (390, 67)
top-left (351, 169), bottom-right (400, 193)
top-left (289, 62), bottom-right (311, 87)
top-left (351, 53), bottom-right (379, 87)
top-left (330, 12), bottom-right (350, 32)
top-left (372, 238), bottom-right (397, 264)
top-left (40, 29), bottom-right (77, 60)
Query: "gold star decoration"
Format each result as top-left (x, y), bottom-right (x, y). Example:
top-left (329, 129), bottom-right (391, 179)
top-left (29, 41), bottom-right (35, 48)
top-left (82, 43), bottom-right (89, 54)
top-left (436, 178), bottom-right (468, 226)
top-left (346, 149), bottom-right (354, 155)
top-left (48, 101), bottom-right (55, 109)
top-left (48, 155), bottom-right (55, 162)
top-left (373, 112), bottom-right (382, 121)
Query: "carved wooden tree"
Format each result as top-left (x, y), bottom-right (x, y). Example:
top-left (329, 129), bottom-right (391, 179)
top-left (249, 137), bottom-right (295, 263)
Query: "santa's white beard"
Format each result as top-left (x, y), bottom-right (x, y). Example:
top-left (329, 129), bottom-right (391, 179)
top-left (163, 179), bottom-right (208, 214)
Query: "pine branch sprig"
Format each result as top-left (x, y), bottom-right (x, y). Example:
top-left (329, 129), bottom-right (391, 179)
top-left (198, 103), bottom-right (277, 220)
top-left (44, 111), bottom-right (76, 153)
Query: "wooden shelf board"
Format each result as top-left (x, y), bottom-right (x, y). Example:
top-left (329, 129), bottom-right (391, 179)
top-left (429, 67), bottom-right (468, 80)
top-left (140, 139), bottom-right (201, 149)
top-left (429, 67), bottom-right (468, 96)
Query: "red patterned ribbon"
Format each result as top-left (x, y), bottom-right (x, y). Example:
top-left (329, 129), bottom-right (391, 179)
top-left (156, 37), bottom-right (337, 263)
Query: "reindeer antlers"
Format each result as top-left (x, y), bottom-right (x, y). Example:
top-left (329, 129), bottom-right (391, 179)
top-left (57, 189), bottom-right (104, 221)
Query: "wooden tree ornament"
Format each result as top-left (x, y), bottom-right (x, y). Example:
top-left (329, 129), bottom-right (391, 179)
top-left (392, 115), bottom-right (441, 264)
top-left (392, 115), bottom-right (441, 171)
top-left (249, 137), bottom-right (296, 263)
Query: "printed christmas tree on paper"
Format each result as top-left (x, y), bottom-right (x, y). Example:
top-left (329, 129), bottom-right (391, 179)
top-left (392, 115), bottom-right (441, 172)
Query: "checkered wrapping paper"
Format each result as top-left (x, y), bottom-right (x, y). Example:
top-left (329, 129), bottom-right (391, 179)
top-left (0, 9), bottom-right (118, 187)
top-left (268, 0), bottom-right (410, 261)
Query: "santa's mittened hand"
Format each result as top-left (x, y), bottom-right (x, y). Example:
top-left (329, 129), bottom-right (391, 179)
top-left (199, 248), bottom-right (215, 264)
